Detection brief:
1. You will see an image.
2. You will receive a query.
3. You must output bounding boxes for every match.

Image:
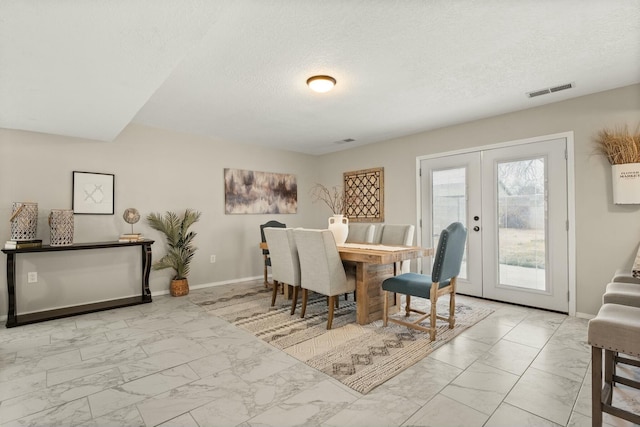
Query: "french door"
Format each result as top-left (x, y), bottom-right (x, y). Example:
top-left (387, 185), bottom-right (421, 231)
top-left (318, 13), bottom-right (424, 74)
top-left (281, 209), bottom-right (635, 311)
top-left (420, 137), bottom-right (569, 313)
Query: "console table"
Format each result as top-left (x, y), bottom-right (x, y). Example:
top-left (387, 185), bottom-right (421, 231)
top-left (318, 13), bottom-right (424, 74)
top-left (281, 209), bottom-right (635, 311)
top-left (1, 240), bottom-right (154, 328)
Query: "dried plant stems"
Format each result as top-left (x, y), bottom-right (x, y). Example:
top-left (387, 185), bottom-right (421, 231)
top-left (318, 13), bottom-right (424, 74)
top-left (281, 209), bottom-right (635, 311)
top-left (595, 124), bottom-right (640, 165)
top-left (310, 183), bottom-right (346, 215)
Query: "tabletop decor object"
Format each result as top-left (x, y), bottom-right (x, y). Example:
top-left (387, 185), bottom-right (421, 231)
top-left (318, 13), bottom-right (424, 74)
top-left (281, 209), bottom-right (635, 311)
top-left (48, 209), bottom-right (74, 246)
top-left (9, 202), bottom-right (38, 241)
top-left (310, 183), bottom-right (349, 244)
top-left (146, 209), bottom-right (201, 296)
top-left (595, 124), bottom-right (640, 204)
top-left (123, 208), bottom-right (140, 232)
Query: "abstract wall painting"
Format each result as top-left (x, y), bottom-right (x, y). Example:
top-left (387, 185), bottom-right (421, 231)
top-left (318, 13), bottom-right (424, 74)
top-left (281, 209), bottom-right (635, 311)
top-left (224, 168), bottom-right (297, 214)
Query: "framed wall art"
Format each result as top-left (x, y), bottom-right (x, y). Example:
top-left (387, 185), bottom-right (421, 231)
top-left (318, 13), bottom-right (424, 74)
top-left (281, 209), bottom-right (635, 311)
top-left (224, 168), bottom-right (297, 214)
top-left (72, 171), bottom-right (115, 215)
top-left (344, 167), bottom-right (384, 222)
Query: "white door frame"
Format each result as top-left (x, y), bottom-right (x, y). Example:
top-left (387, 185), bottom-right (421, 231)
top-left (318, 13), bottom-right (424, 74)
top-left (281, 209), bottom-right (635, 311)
top-left (415, 131), bottom-right (576, 316)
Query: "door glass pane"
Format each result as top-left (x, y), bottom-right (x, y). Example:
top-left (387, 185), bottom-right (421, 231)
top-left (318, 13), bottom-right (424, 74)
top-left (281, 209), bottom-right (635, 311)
top-left (497, 157), bottom-right (546, 290)
top-left (432, 168), bottom-right (467, 279)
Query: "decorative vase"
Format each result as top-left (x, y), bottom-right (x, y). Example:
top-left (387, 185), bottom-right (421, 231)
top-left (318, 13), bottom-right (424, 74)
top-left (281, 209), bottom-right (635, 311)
top-left (49, 209), bottom-right (74, 246)
top-left (170, 278), bottom-right (189, 297)
top-left (612, 163), bottom-right (640, 204)
top-left (328, 214), bottom-right (349, 245)
top-left (10, 202), bottom-right (38, 241)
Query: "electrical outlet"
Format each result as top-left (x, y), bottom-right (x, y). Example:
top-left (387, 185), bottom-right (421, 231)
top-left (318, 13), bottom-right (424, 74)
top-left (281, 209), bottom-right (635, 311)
top-left (27, 272), bottom-right (37, 283)
top-left (210, 255), bottom-right (216, 263)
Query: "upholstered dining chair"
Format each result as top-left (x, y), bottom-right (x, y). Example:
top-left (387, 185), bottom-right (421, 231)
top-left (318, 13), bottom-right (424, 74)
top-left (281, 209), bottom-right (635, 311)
top-left (263, 227), bottom-right (301, 314)
top-left (379, 224), bottom-right (415, 274)
top-left (346, 223), bottom-right (375, 244)
top-left (260, 220), bottom-right (286, 287)
top-left (381, 222), bottom-right (467, 340)
top-left (293, 228), bottom-right (356, 329)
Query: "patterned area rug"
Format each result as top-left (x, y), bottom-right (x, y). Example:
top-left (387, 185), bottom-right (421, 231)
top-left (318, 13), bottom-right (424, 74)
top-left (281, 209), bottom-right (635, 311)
top-left (197, 284), bottom-right (493, 394)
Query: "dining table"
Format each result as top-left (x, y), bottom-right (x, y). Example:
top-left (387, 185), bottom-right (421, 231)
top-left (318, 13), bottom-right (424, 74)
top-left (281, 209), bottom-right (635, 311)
top-left (259, 241), bottom-right (433, 325)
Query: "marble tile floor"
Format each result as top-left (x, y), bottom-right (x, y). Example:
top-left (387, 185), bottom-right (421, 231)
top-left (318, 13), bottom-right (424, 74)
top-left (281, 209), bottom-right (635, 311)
top-left (1, 279), bottom-right (639, 427)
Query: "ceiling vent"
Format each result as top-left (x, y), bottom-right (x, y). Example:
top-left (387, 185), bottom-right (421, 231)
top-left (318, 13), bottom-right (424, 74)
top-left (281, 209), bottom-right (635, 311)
top-left (526, 82), bottom-right (574, 98)
top-left (333, 138), bottom-right (355, 144)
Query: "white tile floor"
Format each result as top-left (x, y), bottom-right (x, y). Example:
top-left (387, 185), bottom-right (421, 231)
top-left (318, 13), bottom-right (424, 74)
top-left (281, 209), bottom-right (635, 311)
top-left (1, 279), bottom-right (639, 427)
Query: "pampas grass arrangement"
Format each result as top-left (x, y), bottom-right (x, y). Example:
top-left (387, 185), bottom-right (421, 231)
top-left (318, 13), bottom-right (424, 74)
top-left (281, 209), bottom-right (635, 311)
top-left (595, 124), bottom-right (640, 165)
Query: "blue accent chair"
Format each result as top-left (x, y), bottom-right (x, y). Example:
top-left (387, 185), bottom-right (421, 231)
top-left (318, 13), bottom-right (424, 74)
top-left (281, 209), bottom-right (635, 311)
top-left (381, 222), bottom-right (467, 340)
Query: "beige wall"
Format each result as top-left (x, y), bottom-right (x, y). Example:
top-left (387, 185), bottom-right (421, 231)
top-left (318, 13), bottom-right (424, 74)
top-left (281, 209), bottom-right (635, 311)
top-left (0, 84), bottom-right (638, 319)
top-left (317, 83), bottom-right (640, 317)
top-left (0, 124), bottom-right (321, 316)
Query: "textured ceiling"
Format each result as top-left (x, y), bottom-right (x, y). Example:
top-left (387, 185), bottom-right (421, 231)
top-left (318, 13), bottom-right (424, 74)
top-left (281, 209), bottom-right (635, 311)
top-left (2, 1), bottom-right (639, 155)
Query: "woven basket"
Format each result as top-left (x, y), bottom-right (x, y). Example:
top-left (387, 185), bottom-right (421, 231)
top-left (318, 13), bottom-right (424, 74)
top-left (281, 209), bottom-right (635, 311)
top-left (170, 278), bottom-right (189, 297)
top-left (49, 209), bottom-right (74, 246)
top-left (10, 202), bottom-right (38, 241)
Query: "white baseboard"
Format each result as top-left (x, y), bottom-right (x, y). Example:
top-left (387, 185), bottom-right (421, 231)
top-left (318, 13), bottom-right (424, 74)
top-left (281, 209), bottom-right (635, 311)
top-left (151, 275), bottom-right (264, 297)
top-left (575, 311), bottom-right (595, 320)
top-left (0, 276), bottom-right (265, 324)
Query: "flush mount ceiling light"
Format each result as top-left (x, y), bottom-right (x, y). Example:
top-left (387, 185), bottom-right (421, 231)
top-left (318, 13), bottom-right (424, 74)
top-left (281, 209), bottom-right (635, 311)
top-left (306, 75), bottom-right (336, 93)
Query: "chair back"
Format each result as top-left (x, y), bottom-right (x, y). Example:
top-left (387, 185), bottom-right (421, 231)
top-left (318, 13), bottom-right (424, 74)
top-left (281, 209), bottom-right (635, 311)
top-left (260, 220), bottom-right (286, 255)
top-left (380, 224), bottom-right (415, 246)
top-left (431, 222), bottom-right (467, 283)
top-left (346, 223), bottom-right (375, 243)
top-left (293, 229), bottom-right (353, 296)
top-left (264, 228), bottom-right (300, 286)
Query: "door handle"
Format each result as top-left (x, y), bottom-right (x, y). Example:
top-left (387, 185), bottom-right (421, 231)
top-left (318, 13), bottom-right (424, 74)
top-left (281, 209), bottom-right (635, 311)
top-left (473, 226), bottom-right (480, 232)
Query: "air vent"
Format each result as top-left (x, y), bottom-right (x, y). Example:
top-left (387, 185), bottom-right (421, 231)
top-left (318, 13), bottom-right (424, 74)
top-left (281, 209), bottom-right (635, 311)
top-left (333, 138), bottom-right (355, 144)
top-left (550, 83), bottom-right (573, 93)
top-left (527, 82), bottom-right (574, 98)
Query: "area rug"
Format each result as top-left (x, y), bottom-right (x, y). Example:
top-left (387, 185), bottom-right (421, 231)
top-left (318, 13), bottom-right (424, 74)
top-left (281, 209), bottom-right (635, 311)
top-left (196, 284), bottom-right (493, 394)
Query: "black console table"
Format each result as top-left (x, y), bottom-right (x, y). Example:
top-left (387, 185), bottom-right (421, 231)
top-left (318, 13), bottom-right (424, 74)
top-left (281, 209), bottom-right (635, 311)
top-left (1, 240), bottom-right (154, 328)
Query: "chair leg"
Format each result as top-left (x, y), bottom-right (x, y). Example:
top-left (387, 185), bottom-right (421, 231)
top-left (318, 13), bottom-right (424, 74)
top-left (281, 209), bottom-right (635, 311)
top-left (592, 346), bottom-right (603, 427)
top-left (327, 295), bottom-right (335, 329)
top-left (290, 286), bottom-right (299, 315)
top-left (429, 285), bottom-right (438, 341)
top-left (271, 280), bottom-right (279, 306)
top-left (405, 295), bottom-right (411, 317)
top-left (383, 290), bottom-right (389, 327)
top-left (300, 288), bottom-right (308, 318)
top-left (263, 256), bottom-right (269, 287)
top-left (449, 277), bottom-right (456, 329)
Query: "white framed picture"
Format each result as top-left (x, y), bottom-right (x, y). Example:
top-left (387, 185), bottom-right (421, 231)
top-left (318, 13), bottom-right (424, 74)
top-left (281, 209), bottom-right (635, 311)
top-left (72, 171), bottom-right (115, 215)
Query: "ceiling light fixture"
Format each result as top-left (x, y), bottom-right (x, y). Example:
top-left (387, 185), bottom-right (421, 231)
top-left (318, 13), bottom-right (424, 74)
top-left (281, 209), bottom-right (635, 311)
top-left (306, 75), bottom-right (336, 93)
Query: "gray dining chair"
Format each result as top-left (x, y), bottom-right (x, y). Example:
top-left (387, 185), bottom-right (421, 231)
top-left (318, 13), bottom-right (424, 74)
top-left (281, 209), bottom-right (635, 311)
top-left (379, 224), bottom-right (415, 273)
top-left (381, 222), bottom-right (467, 340)
top-left (293, 228), bottom-right (356, 329)
top-left (263, 227), bottom-right (301, 314)
top-left (346, 223), bottom-right (375, 244)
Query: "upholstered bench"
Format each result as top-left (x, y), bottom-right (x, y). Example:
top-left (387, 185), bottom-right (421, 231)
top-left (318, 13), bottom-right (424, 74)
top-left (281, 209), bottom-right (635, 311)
top-left (603, 282), bottom-right (640, 306)
top-left (611, 268), bottom-right (640, 284)
top-left (588, 303), bottom-right (640, 426)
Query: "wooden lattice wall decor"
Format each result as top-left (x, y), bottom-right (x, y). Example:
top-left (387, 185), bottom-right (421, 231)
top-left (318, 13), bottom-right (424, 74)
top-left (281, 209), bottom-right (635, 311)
top-left (344, 167), bottom-right (384, 222)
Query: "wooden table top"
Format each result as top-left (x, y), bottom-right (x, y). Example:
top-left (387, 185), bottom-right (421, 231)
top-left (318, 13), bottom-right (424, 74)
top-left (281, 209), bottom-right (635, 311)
top-left (260, 241), bottom-right (432, 264)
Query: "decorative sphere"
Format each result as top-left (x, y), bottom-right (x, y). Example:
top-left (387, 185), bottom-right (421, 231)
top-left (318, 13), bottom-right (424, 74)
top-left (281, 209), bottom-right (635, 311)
top-left (123, 208), bottom-right (140, 224)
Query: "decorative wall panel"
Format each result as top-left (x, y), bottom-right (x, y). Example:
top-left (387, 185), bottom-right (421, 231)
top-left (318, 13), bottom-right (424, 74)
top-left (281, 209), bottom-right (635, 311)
top-left (344, 167), bottom-right (384, 222)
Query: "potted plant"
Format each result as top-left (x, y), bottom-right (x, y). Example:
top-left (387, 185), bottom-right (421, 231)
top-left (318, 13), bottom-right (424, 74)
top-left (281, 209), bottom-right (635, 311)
top-left (310, 183), bottom-right (349, 244)
top-left (595, 124), bottom-right (640, 204)
top-left (146, 209), bottom-right (201, 296)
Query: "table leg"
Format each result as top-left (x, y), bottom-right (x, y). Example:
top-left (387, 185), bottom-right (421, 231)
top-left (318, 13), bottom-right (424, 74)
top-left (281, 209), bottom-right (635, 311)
top-left (354, 262), bottom-right (398, 325)
top-left (5, 253), bottom-right (17, 327)
top-left (141, 243), bottom-right (153, 303)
